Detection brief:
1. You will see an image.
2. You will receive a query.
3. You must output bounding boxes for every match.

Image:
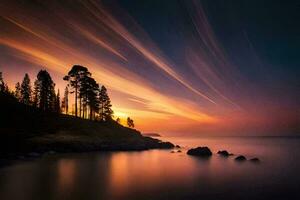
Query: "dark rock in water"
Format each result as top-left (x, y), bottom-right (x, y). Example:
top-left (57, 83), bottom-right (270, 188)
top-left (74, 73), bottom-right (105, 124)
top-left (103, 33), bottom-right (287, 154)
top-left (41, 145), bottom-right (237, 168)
top-left (235, 155), bottom-right (246, 161)
top-left (177, 150), bottom-right (182, 153)
top-left (158, 141), bottom-right (174, 149)
top-left (187, 147), bottom-right (212, 157)
top-left (217, 150), bottom-right (231, 157)
top-left (250, 158), bottom-right (260, 162)
top-left (170, 150), bottom-right (175, 153)
top-left (175, 145), bottom-right (181, 148)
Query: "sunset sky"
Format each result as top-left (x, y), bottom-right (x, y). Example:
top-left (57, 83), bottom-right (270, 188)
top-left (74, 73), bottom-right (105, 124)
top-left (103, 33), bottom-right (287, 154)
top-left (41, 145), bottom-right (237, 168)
top-left (0, 0), bottom-right (299, 136)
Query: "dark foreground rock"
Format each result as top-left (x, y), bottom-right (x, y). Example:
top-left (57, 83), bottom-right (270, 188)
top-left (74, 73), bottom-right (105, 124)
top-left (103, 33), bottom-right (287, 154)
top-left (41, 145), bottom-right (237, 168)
top-left (217, 150), bottom-right (233, 157)
top-left (250, 158), bottom-right (260, 162)
top-left (187, 147), bottom-right (212, 157)
top-left (235, 155), bottom-right (246, 161)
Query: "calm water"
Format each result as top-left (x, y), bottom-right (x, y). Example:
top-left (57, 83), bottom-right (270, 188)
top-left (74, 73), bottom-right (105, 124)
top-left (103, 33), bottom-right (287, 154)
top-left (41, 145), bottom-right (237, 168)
top-left (0, 136), bottom-right (300, 200)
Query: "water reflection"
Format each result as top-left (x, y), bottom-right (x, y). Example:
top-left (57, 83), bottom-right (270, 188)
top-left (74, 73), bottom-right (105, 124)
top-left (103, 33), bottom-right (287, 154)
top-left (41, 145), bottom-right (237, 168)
top-left (56, 159), bottom-right (77, 194)
top-left (0, 137), bottom-right (299, 200)
top-left (108, 152), bottom-right (131, 197)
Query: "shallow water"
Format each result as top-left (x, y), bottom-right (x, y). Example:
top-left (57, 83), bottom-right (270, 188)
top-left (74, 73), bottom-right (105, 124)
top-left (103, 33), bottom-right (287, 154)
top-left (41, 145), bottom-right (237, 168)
top-left (0, 136), bottom-right (299, 200)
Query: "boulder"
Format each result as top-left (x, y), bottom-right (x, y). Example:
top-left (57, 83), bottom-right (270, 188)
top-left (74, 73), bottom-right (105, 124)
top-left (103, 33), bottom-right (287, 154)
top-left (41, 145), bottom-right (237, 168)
top-left (235, 155), bottom-right (246, 161)
top-left (158, 141), bottom-right (175, 149)
top-left (187, 147), bottom-right (212, 157)
top-left (217, 150), bottom-right (231, 157)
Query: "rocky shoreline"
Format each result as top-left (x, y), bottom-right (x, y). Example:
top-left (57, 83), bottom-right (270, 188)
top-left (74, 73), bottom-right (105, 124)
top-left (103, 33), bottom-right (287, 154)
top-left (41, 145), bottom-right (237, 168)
top-left (186, 146), bottom-right (260, 163)
top-left (0, 136), bottom-right (174, 167)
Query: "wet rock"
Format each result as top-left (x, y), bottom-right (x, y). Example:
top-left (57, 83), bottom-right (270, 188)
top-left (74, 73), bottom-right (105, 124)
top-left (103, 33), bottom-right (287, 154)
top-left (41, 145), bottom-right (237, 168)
top-left (158, 141), bottom-right (175, 149)
top-left (187, 147), bottom-right (212, 157)
top-left (175, 145), bottom-right (181, 148)
top-left (235, 155), bottom-right (246, 161)
top-left (170, 150), bottom-right (175, 153)
top-left (250, 158), bottom-right (260, 163)
top-left (217, 150), bottom-right (231, 157)
top-left (177, 150), bottom-right (182, 153)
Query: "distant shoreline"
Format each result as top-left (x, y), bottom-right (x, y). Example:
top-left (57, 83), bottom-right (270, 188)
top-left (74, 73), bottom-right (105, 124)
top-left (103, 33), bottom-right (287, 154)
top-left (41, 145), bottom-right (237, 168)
top-left (143, 133), bottom-right (161, 137)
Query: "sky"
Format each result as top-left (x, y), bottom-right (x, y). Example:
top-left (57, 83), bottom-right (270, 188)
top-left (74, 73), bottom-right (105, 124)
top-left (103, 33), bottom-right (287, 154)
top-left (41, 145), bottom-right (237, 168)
top-left (0, 0), bottom-right (299, 136)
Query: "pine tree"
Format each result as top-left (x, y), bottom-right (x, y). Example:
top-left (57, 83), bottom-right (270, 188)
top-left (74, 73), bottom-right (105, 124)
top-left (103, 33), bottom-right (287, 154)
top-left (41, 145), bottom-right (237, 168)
top-left (14, 82), bottom-right (21, 100)
top-left (62, 86), bottom-right (69, 114)
top-left (99, 85), bottom-right (113, 121)
top-left (0, 72), bottom-right (4, 92)
top-left (79, 76), bottom-right (100, 120)
top-left (32, 79), bottom-right (40, 107)
top-left (20, 73), bottom-right (32, 105)
top-left (116, 117), bottom-right (121, 124)
top-left (0, 72), bottom-right (8, 93)
top-left (63, 65), bottom-right (91, 117)
top-left (35, 70), bottom-right (56, 111)
top-left (55, 89), bottom-right (60, 113)
top-left (127, 117), bottom-right (134, 128)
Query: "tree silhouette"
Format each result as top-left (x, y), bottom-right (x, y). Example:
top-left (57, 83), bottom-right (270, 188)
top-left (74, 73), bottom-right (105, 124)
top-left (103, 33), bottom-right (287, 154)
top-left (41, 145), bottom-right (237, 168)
top-left (64, 65), bottom-right (91, 117)
top-left (127, 117), bottom-right (134, 128)
top-left (99, 85), bottom-right (113, 121)
top-left (54, 89), bottom-right (60, 113)
top-left (35, 70), bottom-right (56, 111)
top-left (20, 73), bottom-right (32, 105)
top-left (0, 72), bottom-right (8, 93)
top-left (0, 72), bottom-right (4, 92)
top-left (32, 79), bottom-right (40, 107)
top-left (116, 117), bottom-right (121, 124)
top-left (87, 78), bottom-right (100, 120)
top-left (14, 82), bottom-right (21, 100)
top-left (0, 67), bottom-right (118, 122)
top-left (79, 76), bottom-right (100, 120)
top-left (61, 86), bottom-right (69, 114)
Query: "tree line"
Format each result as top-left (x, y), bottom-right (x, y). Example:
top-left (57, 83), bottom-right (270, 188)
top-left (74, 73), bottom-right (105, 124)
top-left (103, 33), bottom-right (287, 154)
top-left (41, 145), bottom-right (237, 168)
top-left (0, 66), bottom-right (134, 127)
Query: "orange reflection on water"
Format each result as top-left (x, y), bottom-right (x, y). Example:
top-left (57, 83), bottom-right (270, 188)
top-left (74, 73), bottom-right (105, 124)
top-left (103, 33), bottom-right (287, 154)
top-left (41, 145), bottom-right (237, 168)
top-left (107, 152), bottom-right (130, 195)
top-left (57, 159), bottom-right (77, 191)
top-left (106, 150), bottom-right (200, 199)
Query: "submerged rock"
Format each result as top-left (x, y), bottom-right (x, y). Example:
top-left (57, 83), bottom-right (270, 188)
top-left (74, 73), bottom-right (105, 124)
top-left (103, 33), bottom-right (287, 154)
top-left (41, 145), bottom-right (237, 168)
top-left (235, 155), bottom-right (246, 161)
top-left (217, 150), bottom-right (232, 157)
top-left (250, 158), bottom-right (260, 163)
top-left (170, 150), bottom-right (175, 153)
top-left (187, 147), bottom-right (212, 157)
top-left (177, 150), bottom-right (182, 153)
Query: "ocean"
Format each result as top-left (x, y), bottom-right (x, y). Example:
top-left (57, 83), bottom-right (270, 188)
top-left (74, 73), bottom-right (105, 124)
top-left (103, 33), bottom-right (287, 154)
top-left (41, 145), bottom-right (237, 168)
top-left (0, 136), bottom-right (299, 200)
